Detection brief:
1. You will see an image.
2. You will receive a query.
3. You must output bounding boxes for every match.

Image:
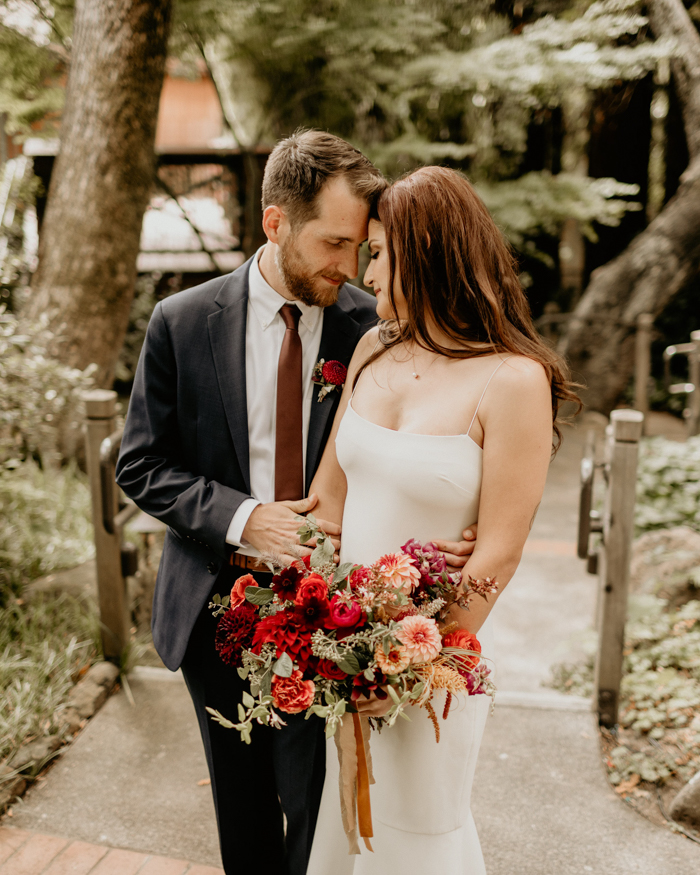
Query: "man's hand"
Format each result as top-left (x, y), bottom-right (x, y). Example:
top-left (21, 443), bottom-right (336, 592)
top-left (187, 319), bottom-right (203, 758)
top-left (241, 493), bottom-right (341, 565)
top-left (432, 524), bottom-right (478, 575)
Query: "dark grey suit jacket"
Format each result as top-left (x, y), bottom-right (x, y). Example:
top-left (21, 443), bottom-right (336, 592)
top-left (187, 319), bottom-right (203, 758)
top-left (116, 257), bottom-right (377, 670)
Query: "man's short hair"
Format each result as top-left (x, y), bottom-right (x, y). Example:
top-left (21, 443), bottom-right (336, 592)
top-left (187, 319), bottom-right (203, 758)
top-left (262, 129), bottom-right (386, 229)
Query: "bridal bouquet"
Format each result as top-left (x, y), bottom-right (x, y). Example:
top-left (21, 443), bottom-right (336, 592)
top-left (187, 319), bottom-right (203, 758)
top-left (207, 517), bottom-right (496, 743)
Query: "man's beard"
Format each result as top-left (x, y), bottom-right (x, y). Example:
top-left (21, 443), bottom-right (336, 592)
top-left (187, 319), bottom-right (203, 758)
top-left (275, 235), bottom-right (348, 308)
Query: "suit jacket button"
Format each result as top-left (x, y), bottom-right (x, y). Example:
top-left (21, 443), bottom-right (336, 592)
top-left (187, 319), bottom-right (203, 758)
top-left (207, 561), bottom-right (217, 575)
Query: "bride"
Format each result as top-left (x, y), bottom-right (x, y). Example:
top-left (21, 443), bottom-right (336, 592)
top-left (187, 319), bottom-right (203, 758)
top-left (304, 166), bottom-right (578, 873)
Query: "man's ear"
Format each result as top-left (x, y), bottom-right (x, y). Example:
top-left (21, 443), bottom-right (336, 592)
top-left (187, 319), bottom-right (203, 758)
top-left (262, 205), bottom-right (285, 244)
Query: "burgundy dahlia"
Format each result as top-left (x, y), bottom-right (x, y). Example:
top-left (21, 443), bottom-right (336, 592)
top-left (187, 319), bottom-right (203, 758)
top-left (321, 360), bottom-right (347, 386)
top-left (271, 566), bottom-right (303, 599)
top-left (215, 604), bottom-right (257, 668)
top-left (351, 669), bottom-right (388, 702)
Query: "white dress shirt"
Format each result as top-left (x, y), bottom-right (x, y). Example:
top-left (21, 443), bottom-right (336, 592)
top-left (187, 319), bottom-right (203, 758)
top-left (225, 248), bottom-right (325, 555)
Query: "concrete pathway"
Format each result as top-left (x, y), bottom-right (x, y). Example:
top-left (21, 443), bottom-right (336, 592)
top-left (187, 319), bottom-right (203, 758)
top-left (4, 412), bottom-right (700, 873)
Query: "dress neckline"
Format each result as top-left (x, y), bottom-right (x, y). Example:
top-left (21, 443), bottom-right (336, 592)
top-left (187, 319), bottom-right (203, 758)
top-left (347, 400), bottom-right (483, 451)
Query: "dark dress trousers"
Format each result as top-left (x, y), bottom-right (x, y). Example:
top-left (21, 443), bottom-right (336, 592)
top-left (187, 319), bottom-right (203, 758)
top-left (116, 257), bottom-right (377, 875)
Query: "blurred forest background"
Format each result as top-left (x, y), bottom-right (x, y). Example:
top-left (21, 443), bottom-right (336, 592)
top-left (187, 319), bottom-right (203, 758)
top-left (1, 0), bottom-right (699, 418)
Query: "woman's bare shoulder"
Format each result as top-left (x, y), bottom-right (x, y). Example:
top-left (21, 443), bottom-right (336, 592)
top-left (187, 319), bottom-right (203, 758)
top-left (483, 354), bottom-right (550, 409)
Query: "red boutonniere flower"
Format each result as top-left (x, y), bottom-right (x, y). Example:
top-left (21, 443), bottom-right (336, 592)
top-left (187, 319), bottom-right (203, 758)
top-left (312, 359), bottom-right (347, 402)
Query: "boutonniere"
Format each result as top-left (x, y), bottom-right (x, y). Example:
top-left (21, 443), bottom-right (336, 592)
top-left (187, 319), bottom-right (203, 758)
top-left (312, 359), bottom-right (348, 402)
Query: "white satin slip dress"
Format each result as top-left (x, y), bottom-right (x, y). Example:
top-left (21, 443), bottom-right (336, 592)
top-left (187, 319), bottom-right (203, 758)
top-left (307, 358), bottom-right (509, 875)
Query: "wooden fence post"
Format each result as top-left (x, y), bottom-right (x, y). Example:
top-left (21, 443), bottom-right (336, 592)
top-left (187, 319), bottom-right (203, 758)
top-left (594, 409), bottom-right (644, 727)
top-left (83, 389), bottom-right (129, 662)
top-left (634, 314), bottom-right (653, 422)
top-left (689, 330), bottom-right (700, 437)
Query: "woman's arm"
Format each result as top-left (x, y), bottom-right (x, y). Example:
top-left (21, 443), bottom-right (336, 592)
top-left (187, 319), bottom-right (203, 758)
top-left (448, 356), bottom-right (553, 633)
top-left (309, 327), bottom-right (381, 530)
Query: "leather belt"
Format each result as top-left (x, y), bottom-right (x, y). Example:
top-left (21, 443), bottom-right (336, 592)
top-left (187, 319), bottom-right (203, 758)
top-left (230, 552), bottom-right (269, 573)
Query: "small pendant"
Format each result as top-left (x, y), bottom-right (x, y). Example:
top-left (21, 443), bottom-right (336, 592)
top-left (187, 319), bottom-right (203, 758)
top-left (412, 372), bottom-right (420, 379)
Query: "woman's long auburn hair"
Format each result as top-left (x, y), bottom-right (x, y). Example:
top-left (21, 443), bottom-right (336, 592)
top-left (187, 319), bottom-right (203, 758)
top-left (356, 165), bottom-right (581, 451)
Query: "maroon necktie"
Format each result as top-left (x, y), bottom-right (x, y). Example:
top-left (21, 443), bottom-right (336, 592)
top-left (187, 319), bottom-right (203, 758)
top-left (275, 304), bottom-right (304, 501)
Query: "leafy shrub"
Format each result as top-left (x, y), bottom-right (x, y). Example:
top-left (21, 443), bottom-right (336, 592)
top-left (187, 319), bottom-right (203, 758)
top-left (0, 459), bottom-right (94, 604)
top-left (635, 436), bottom-right (700, 535)
top-left (0, 307), bottom-right (94, 466)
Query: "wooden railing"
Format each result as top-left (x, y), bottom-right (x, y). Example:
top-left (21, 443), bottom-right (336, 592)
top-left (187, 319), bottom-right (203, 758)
top-left (577, 409), bottom-right (644, 727)
top-left (83, 390), bottom-right (139, 662)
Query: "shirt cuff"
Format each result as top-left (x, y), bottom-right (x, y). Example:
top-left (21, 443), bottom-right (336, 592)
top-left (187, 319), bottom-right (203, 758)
top-left (225, 498), bottom-right (261, 548)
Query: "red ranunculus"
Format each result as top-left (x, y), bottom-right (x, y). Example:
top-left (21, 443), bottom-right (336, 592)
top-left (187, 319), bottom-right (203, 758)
top-left (215, 603), bottom-right (257, 667)
top-left (442, 629), bottom-right (482, 671)
top-left (294, 574), bottom-right (330, 628)
top-left (271, 566), bottom-right (303, 600)
top-left (230, 573), bottom-right (257, 609)
top-left (316, 659), bottom-right (348, 680)
top-left (349, 566), bottom-right (371, 591)
top-left (252, 612), bottom-right (314, 671)
top-left (272, 670), bottom-right (315, 713)
top-left (327, 593), bottom-right (363, 629)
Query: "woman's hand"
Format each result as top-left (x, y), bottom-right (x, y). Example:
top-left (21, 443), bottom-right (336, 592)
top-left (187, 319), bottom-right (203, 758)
top-left (354, 686), bottom-right (394, 718)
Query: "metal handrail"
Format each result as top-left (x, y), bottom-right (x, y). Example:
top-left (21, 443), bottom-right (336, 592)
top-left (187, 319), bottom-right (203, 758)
top-left (99, 427), bottom-right (139, 535)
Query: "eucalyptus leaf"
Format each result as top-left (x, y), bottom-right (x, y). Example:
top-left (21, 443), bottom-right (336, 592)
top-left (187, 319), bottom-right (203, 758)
top-left (337, 651), bottom-right (361, 675)
top-left (242, 691), bottom-right (255, 709)
top-left (262, 670), bottom-right (272, 698)
top-left (237, 703), bottom-right (246, 722)
top-left (272, 651), bottom-right (294, 678)
top-left (245, 586), bottom-right (274, 605)
top-left (333, 562), bottom-right (354, 584)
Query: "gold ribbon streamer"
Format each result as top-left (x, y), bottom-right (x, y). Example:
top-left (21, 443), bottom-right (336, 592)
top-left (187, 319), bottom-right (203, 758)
top-left (335, 712), bottom-right (375, 854)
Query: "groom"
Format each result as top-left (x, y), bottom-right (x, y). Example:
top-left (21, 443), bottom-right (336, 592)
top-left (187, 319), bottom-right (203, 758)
top-left (117, 130), bottom-right (476, 875)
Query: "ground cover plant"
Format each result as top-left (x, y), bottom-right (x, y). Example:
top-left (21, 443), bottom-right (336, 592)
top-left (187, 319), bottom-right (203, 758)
top-left (635, 436), bottom-right (700, 535)
top-left (551, 586), bottom-right (700, 838)
top-left (0, 458), bottom-right (94, 604)
top-left (0, 590), bottom-right (99, 766)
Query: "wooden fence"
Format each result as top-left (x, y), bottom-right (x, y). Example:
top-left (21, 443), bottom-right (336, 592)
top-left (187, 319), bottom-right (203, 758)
top-left (578, 409), bottom-right (645, 727)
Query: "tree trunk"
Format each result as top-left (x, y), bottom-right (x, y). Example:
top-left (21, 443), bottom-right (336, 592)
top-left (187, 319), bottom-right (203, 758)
top-left (23, 0), bottom-right (172, 388)
top-left (559, 0), bottom-right (700, 412)
top-left (559, 168), bottom-right (700, 411)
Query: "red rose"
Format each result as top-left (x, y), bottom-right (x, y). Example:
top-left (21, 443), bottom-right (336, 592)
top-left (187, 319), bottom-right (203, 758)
top-left (295, 575), bottom-right (328, 604)
top-left (321, 360), bottom-right (347, 386)
top-left (230, 573), bottom-right (257, 609)
top-left (252, 611), bottom-right (314, 671)
top-left (272, 670), bottom-right (315, 713)
top-left (442, 629), bottom-right (482, 671)
top-left (316, 658), bottom-right (348, 680)
top-left (328, 593), bottom-right (363, 629)
top-left (294, 574), bottom-right (330, 628)
top-left (215, 603), bottom-right (257, 667)
top-left (351, 669), bottom-right (388, 702)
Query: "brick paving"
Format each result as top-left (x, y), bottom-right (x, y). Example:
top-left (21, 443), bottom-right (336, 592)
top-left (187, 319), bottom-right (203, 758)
top-left (0, 830), bottom-right (224, 875)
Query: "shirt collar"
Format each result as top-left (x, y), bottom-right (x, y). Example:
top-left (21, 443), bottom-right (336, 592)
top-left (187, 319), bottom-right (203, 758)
top-left (248, 246), bottom-right (322, 333)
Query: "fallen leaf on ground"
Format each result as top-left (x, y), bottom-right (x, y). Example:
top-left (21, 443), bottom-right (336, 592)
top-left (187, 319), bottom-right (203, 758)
top-left (197, 778), bottom-right (211, 786)
top-left (615, 774), bottom-right (640, 794)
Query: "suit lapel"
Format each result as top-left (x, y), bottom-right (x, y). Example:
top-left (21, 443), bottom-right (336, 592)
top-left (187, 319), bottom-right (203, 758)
top-left (306, 290), bottom-right (362, 492)
top-left (208, 262), bottom-right (253, 493)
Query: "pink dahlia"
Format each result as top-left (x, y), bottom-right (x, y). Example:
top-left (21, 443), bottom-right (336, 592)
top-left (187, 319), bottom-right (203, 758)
top-left (395, 615), bottom-right (442, 664)
top-left (373, 552), bottom-right (420, 595)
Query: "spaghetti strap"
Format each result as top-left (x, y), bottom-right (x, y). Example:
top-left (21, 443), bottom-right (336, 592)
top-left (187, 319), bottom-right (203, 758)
top-left (350, 332), bottom-right (382, 400)
top-left (466, 356), bottom-right (512, 437)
